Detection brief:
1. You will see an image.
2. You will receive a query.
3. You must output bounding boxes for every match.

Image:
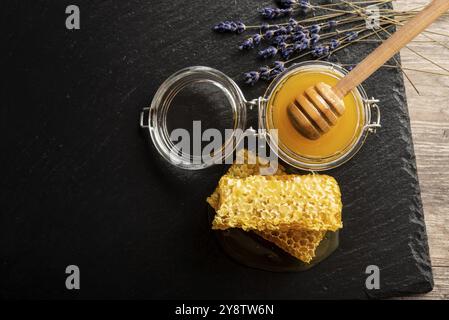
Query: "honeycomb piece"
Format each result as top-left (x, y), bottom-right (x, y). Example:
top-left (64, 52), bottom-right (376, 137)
top-left (206, 149), bottom-right (285, 209)
top-left (253, 229), bottom-right (326, 263)
top-left (213, 174), bottom-right (342, 232)
top-left (206, 149), bottom-right (327, 263)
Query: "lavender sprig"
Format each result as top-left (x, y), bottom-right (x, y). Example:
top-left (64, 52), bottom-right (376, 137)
top-left (310, 33), bottom-right (320, 46)
top-left (328, 20), bottom-right (338, 29)
top-left (275, 0), bottom-right (312, 15)
top-left (243, 61), bottom-right (286, 85)
top-left (288, 18), bottom-right (299, 27)
top-left (258, 46), bottom-right (278, 59)
top-left (263, 30), bottom-right (276, 40)
top-left (261, 61), bottom-right (286, 80)
top-left (309, 24), bottom-right (321, 34)
top-left (243, 71), bottom-right (260, 85)
top-left (276, 0), bottom-right (297, 8)
top-left (260, 7), bottom-right (293, 19)
top-left (298, 0), bottom-right (312, 12)
top-left (280, 47), bottom-right (294, 59)
top-left (329, 39), bottom-right (340, 50)
top-left (311, 45), bottom-right (330, 58)
top-left (213, 21), bottom-right (246, 34)
top-left (260, 23), bottom-right (271, 33)
top-left (272, 35), bottom-right (289, 46)
top-left (239, 34), bottom-right (263, 50)
top-left (346, 31), bottom-right (359, 41)
top-left (292, 31), bottom-right (306, 42)
top-left (295, 38), bottom-right (310, 51)
top-left (278, 0), bottom-right (311, 10)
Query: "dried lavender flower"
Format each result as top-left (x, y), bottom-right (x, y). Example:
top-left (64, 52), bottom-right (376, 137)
top-left (252, 34), bottom-right (262, 45)
top-left (271, 61), bottom-right (286, 77)
top-left (278, 42), bottom-right (287, 49)
top-left (262, 61), bottom-right (286, 79)
top-left (272, 35), bottom-right (289, 46)
top-left (328, 20), bottom-right (337, 29)
top-left (346, 31), bottom-right (359, 41)
top-left (239, 37), bottom-right (254, 50)
top-left (239, 34), bottom-right (263, 50)
top-left (329, 39), bottom-right (340, 50)
top-left (312, 45), bottom-right (330, 57)
top-left (243, 61), bottom-right (286, 85)
top-left (299, 0), bottom-right (311, 13)
top-left (243, 71), bottom-right (260, 85)
top-left (260, 23), bottom-right (270, 33)
top-left (309, 24), bottom-right (321, 34)
top-left (293, 24), bottom-right (304, 32)
top-left (263, 30), bottom-right (276, 40)
top-left (310, 33), bottom-right (320, 46)
top-left (213, 21), bottom-right (246, 34)
top-left (288, 18), bottom-right (299, 27)
top-left (260, 7), bottom-right (292, 19)
top-left (280, 47), bottom-right (294, 59)
top-left (236, 22), bottom-right (246, 34)
top-left (273, 61), bottom-right (285, 70)
top-left (292, 31), bottom-right (306, 42)
top-left (259, 66), bottom-right (271, 80)
top-left (277, 0), bottom-right (297, 8)
top-left (258, 46), bottom-right (278, 59)
top-left (274, 26), bottom-right (288, 36)
top-left (298, 38), bottom-right (310, 50)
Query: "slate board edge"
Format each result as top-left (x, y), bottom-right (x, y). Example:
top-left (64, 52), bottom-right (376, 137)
top-left (370, 51), bottom-right (434, 298)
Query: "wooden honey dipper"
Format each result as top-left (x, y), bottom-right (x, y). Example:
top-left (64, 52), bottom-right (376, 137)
top-left (288, 0), bottom-right (449, 140)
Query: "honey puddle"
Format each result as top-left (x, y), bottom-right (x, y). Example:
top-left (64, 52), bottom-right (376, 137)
top-left (208, 207), bottom-right (339, 272)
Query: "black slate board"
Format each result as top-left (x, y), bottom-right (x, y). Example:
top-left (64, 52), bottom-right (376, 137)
top-left (1, 0), bottom-right (433, 299)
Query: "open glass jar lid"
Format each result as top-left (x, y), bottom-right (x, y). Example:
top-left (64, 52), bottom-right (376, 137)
top-left (140, 61), bottom-right (381, 171)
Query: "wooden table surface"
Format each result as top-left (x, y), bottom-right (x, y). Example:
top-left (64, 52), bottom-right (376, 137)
top-left (395, 0), bottom-right (449, 299)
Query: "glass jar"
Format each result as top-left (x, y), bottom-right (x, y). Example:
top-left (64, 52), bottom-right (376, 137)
top-left (140, 61), bottom-right (381, 171)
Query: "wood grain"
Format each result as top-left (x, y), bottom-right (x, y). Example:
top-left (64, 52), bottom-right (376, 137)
top-left (336, 0), bottom-right (449, 97)
top-left (396, 0), bottom-right (449, 299)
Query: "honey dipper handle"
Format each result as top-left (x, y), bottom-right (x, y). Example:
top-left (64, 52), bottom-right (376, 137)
top-left (333, 0), bottom-right (449, 98)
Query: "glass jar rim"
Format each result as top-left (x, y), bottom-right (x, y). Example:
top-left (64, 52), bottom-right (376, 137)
top-left (143, 66), bottom-right (247, 170)
top-left (259, 61), bottom-right (379, 171)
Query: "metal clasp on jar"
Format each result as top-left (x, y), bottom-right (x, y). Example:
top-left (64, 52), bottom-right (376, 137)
top-left (245, 97), bottom-right (266, 111)
top-left (363, 97), bottom-right (381, 133)
top-left (245, 96), bottom-right (269, 135)
top-left (140, 107), bottom-right (150, 129)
